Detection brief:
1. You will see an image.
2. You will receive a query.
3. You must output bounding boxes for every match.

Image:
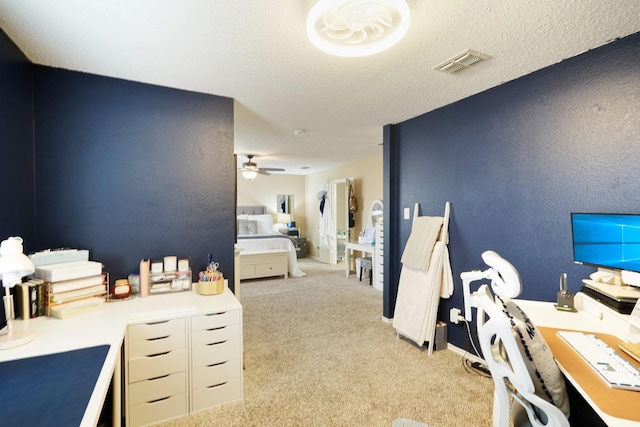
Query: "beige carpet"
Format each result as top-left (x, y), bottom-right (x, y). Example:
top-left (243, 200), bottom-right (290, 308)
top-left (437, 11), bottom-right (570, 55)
top-left (158, 258), bottom-right (494, 427)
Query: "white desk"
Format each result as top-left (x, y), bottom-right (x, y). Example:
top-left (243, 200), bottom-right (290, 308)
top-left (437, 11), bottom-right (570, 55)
top-left (516, 293), bottom-right (640, 427)
top-left (0, 288), bottom-right (241, 427)
top-left (344, 241), bottom-right (375, 278)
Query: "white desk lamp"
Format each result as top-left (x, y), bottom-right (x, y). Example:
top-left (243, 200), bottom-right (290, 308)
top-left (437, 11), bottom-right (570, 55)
top-left (0, 236), bottom-right (35, 349)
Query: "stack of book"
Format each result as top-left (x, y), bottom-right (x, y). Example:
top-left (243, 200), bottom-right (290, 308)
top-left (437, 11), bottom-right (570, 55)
top-left (13, 278), bottom-right (45, 319)
top-left (34, 260), bottom-right (106, 319)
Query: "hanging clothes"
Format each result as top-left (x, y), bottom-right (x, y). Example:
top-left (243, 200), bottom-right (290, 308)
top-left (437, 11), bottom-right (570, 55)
top-left (317, 187), bottom-right (331, 249)
top-left (317, 190), bottom-right (327, 215)
top-left (320, 195), bottom-right (332, 249)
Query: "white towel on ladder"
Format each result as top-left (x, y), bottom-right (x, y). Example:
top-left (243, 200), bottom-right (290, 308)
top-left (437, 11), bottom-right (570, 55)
top-left (393, 202), bottom-right (452, 355)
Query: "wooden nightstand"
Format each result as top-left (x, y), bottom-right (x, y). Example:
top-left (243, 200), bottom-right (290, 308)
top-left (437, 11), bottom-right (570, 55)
top-left (292, 237), bottom-right (307, 258)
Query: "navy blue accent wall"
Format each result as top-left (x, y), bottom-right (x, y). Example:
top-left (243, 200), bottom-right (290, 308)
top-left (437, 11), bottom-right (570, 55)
top-left (33, 68), bottom-right (235, 286)
top-left (385, 32), bottom-right (640, 351)
top-left (382, 124), bottom-right (401, 318)
top-left (0, 30), bottom-right (35, 251)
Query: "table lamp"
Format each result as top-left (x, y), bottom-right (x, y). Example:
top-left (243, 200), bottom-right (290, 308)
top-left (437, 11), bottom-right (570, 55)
top-left (0, 236), bottom-right (35, 349)
top-left (277, 214), bottom-right (291, 225)
top-left (277, 214), bottom-right (291, 234)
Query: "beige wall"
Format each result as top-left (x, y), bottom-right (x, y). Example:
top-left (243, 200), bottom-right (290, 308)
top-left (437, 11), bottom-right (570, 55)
top-left (237, 153), bottom-right (382, 259)
top-left (237, 172), bottom-right (307, 233)
top-left (305, 154), bottom-right (382, 259)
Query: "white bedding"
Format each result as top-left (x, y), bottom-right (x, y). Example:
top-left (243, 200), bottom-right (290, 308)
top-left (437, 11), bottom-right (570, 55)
top-left (236, 235), bottom-right (306, 277)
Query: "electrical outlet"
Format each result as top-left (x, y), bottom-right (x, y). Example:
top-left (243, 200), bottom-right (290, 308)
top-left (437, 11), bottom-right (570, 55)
top-left (450, 307), bottom-right (461, 324)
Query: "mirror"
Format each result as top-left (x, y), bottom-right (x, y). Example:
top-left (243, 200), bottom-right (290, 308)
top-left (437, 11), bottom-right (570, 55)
top-left (369, 199), bottom-right (383, 227)
top-left (277, 194), bottom-right (293, 219)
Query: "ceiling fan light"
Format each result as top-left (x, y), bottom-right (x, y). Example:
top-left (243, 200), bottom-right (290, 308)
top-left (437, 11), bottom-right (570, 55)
top-left (242, 170), bottom-right (258, 180)
top-left (307, 0), bottom-right (410, 57)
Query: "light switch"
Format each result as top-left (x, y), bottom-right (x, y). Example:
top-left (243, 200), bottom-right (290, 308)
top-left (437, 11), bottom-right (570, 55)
top-left (403, 207), bottom-right (410, 220)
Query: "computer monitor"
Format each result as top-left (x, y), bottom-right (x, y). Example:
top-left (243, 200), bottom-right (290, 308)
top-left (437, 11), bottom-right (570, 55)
top-left (571, 213), bottom-right (640, 277)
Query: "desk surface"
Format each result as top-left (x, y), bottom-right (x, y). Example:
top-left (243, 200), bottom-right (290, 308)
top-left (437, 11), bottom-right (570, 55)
top-left (0, 345), bottom-right (109, 427)
top-left (517, 295), bottom-right (640, 426)
top-left (345, 241), bottom-right (375, 252)
top-left (344, 241), bottom-right (375, 278)
top-left (539, 326), bottom-right (640, 423)
top-left (0, 288), bottom-right (241, 427)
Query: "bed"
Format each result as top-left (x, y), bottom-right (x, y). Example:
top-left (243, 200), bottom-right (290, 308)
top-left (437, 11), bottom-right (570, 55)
top-left (236, 206), bottom-right (306, 280)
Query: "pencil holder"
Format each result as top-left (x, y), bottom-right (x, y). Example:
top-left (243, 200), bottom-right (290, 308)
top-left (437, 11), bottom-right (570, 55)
top-left (198, 275), bottom-right (224, 295)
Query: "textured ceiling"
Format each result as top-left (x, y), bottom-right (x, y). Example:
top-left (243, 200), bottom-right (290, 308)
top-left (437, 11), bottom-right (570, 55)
top-left (1, 1), bottom-right (639, 175)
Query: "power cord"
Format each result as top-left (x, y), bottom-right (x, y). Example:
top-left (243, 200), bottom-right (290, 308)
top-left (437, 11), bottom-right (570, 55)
top-left (459, 317), bottom-right (491, 378)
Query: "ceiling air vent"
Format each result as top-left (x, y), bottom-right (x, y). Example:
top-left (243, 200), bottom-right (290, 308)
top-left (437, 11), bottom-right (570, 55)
top-left (434, 49), bottom-right (491, 74)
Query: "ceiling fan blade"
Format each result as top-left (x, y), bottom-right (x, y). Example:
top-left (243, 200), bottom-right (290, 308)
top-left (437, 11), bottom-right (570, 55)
top-left (239, 155), bottom-right (284, 176)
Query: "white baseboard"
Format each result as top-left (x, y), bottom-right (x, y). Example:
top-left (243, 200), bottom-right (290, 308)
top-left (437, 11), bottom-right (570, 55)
top-left (446, 343), bottom-right (485, 365)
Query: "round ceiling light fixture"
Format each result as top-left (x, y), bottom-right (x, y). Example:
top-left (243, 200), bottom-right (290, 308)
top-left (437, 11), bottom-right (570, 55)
top-left (307, 0), bottom-right (410, 57)
top-left (241, 170), bottom-right (258, 180)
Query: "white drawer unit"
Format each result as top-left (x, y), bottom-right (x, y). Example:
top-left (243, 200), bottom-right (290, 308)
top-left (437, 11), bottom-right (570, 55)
top-left (128, 318), bottom-right (186, 358)
top-left (239, 249), bottom-right (288, 280)
top-left (191, 309), bottom-right (240, 330)
top-left (374, 222), bottom-right (384, 291)
top-left (129, 393), bottom-right (187, 427)
top-left (126, 318), bottom-right (187, 426)
top-left (190, 310), bottom-right (243, 413)
top-left (123, 290), bottom-right (243, 426)
top-left (128, 371), bottom-right (186, 406)
top-left (128, 348), bottom-right (187, 383)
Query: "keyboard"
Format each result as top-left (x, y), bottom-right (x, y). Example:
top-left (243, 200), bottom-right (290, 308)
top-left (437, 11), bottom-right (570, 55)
top-left (557, 330), bottom-right (640, 391)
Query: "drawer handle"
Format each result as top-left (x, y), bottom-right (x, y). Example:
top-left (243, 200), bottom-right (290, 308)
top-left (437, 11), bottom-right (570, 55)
top-left (206, 381), bottom-right (227, 389)
top-left (207, 361), bottom-right (227, 368)
top-left (147, 395), bottom-right (172, 404)
top-left (148, 374), bottom-right (170, 381)
top-left (147, 335), bottom-right (170, 341)
top-left (145, 320), bottom-right (170, 325)
top-left (146, 351), bottom-right (171, 358)
top-left (206, 340), bottom-right (227, 347)
top-left (205, 326), bottom-right (225, 332)
top-left (205, 312), bottom-right (226, 317)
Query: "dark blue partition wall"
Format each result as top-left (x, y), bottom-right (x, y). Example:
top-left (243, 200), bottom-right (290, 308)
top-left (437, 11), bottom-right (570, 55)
top-left (33, 68), bottom-right (235, 285)
top-left (0, 30), bottom-right (35, 250)
top-left (385, 32), bottom-right (640, 350)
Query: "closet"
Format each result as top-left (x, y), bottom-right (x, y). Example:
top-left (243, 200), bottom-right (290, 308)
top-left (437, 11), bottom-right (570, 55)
top-left (318, 177), bottom-right (353, 264)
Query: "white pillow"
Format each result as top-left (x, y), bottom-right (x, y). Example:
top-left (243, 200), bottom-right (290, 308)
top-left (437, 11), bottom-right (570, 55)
top-left (238, 218), bottom-right (258, 235)
top-left (247, 214), bottom-right (273, 235)
top-left (496, 296), bottom-right (570, 418)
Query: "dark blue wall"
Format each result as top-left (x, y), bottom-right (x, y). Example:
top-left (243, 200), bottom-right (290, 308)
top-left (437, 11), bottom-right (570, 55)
top-left (33, 68), bottom-right (235, 285)
top-left (0, 30), bottom-right (35, 251)
top-left (1, 26), bottom-right (236, 288)
top-left (384, 32), bottom-right (640, 351)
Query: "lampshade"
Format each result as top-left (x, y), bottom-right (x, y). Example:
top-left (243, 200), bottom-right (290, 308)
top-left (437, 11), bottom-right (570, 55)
top-left (277, 214), bottom-right (291, 224)
top-left (0, 237), bottom-right (35, 287)
top-left (242, 170), bottom-right (258, 180)
top-left (307, 0), bottom-right (410, 57)
top-left (0, 236), bottom-right (35, 349)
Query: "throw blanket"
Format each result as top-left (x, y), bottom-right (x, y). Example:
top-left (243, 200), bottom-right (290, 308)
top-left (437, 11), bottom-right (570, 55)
top-left (393, 202), bottom-right (453, 355)
top-left (400, 216), bottom-right (443, 270)
top-left (237, 233), bottom-right (296, 244)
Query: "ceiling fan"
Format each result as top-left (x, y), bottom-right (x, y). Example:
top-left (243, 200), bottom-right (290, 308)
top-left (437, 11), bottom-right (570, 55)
top-left (239, 155), bottom-right (285, 179)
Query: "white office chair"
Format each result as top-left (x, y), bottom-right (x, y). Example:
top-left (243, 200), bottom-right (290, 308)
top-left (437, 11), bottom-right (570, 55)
top-left (461, 251), bottom-right (570, 427)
